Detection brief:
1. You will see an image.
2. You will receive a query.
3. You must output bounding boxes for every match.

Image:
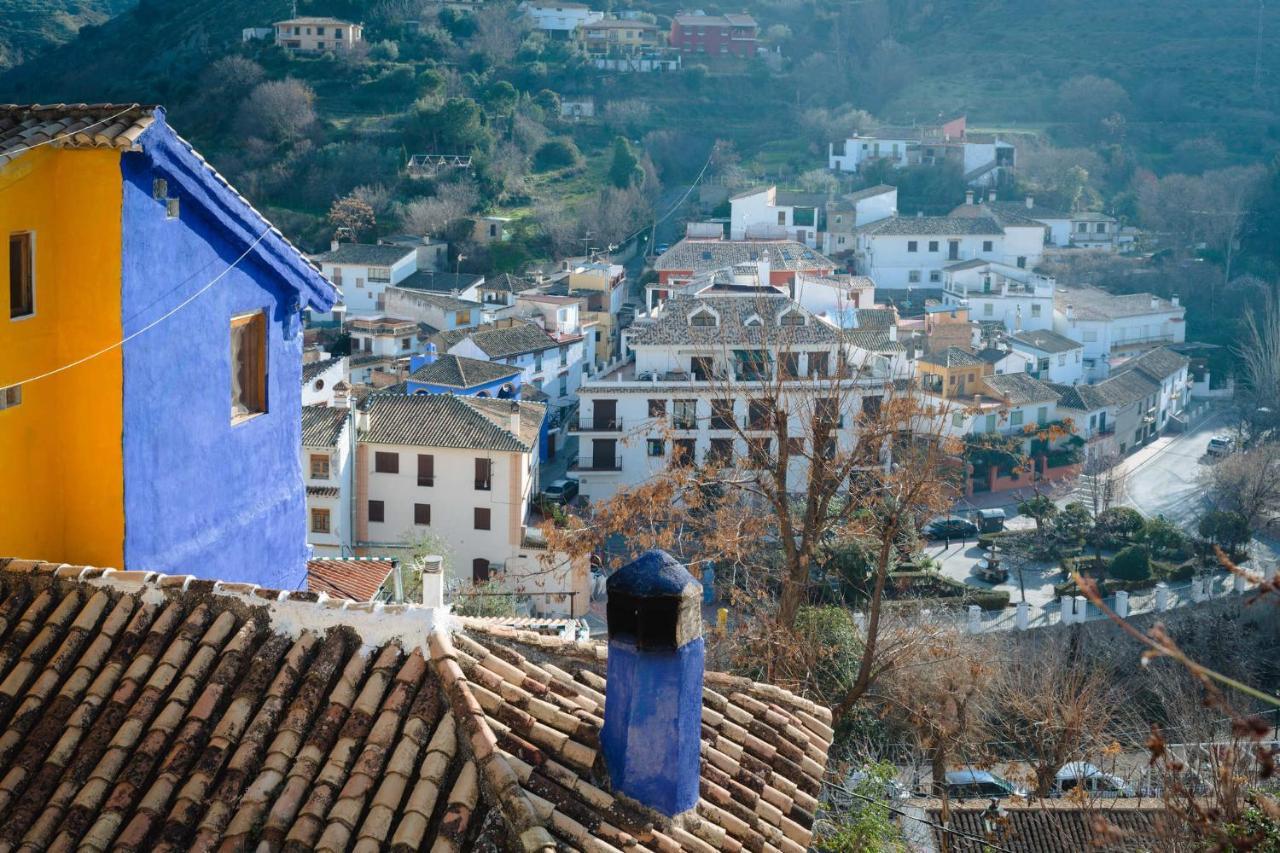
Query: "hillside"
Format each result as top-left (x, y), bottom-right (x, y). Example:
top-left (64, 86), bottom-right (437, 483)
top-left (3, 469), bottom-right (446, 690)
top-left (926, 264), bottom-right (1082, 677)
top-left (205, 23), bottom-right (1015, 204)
top-left (0, 0), bottom-right (138, 69)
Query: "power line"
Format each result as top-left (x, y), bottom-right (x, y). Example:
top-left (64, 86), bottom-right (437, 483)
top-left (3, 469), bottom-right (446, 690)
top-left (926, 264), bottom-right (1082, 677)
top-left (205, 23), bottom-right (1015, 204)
top-left (826, 781), bottom-right (1016, 853)
top-left (4, 227), bottom-right (272, 389)
top-left (1, 105), bottom-right (139, 159)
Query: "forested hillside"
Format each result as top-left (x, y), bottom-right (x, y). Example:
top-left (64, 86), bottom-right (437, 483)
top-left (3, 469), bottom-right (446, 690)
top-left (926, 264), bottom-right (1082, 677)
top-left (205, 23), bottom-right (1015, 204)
top-left (0, 0), bottom-right (138, 69)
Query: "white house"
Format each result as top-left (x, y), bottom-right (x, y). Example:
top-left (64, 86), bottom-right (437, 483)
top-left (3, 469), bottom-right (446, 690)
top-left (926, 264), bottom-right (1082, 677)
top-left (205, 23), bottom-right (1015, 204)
top-left (791, 273), bottom-right (877, 324)
top-left (521, 1), bottom-right (603, 35)
top-left (354, 394), bottom-right (589, 616)
top-left (383, 287), bottom-right (488, 333)
top-left (828, 117), bottom-right (1016, 187)
top-left (1052, 348), bottom-right (1189, 453)
top-left (434, 321), bottom-right (587, 415)
top-left (965, 195), bottom-right (1122, 252)
top-left (302, 355), bottom-right (348, 407)
top-left (729, 186), bottom-right (830, 248)
top-left (941, 261), bottom-right (1056, 332)
top-left (572, 290), bottom-right (896, 503)
top-left (302, 405), bottom-right (354, 557)
top-left (1110, 347), bottom-right (1191, 433)
top-left (1008, 329), bottom-right (1086, 385)
top-left (829, 129), bottom-right (916, 172)
top-left (314, 242), bottom-right (419, 317)
top-left (1054, 287), bottom-right (1186, 380)
top-left (823, 185), bottom-right (897, 256)
top-left (348, 316), bottom-right (422, 358)
top-left (855, 214), bottom-right (1046, 294)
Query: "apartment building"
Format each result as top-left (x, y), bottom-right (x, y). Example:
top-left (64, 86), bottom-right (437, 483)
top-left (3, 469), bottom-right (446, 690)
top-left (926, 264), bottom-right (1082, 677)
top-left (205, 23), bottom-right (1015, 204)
top-left (273, 16), bottom-right (363, 52)
top-left (669, 12), bottom-right (758, 57)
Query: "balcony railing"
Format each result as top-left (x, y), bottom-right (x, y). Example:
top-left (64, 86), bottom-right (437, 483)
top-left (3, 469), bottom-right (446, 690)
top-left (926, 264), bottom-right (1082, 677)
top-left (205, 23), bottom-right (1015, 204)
top-left (418, 476), bottom-right (435, 487)
top-left (571, 416), bottom-right (623, 433)
top-left (572, 455), bottom-right (624, 472)
top-left (475, 480), bottom-right (492, 491)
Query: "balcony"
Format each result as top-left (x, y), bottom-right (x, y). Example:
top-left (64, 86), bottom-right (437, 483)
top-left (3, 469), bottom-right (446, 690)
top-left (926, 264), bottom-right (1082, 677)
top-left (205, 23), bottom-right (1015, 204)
top-left (571, 416), bottom-right (623, 433)
top-left (572, 455), bottom-right (623, 472)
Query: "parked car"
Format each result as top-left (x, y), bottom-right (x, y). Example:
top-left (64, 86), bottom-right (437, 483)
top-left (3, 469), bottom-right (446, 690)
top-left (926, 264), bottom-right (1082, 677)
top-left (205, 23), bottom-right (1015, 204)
top-left (925, 516), bottom-right (978, 540)
top-left (539, 478), bottom-right (579, 506)
top-left (1207, 436), bottom-right (1236, 458)
top-left (971, 508), bottom-right (1006, 533)
top-left (1052, 763), bottom-right (1135, 798)
top-left (944, 770), bottom-right (1027, 800)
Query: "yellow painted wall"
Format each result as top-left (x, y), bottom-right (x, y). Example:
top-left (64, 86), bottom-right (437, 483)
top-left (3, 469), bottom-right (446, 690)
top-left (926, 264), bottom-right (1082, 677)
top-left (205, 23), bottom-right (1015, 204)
top-left (0, 147), bottom-right (125, 566)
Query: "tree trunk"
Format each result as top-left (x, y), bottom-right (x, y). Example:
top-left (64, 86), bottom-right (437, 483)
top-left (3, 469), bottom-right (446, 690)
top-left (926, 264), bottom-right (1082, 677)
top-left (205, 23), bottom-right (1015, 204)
top-left (1035, 765), bottom-right (1056, 798)
top-left (931, 749), bottom-right (948, 797)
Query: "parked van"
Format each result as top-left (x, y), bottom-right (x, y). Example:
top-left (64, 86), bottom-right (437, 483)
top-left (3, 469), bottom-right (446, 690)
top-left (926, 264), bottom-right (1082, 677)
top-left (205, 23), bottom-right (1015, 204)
top-left (1051, 762), bottom-right (1135, 798)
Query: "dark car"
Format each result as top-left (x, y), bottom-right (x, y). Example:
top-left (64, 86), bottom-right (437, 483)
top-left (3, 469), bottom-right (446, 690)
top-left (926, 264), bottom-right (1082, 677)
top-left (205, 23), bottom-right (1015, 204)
top-left (539, 478), bottom-right (579, 506)
top-left (944, 770), bottom-right (1027, 800)
top-left (925, 516), bottom-right (978, 540)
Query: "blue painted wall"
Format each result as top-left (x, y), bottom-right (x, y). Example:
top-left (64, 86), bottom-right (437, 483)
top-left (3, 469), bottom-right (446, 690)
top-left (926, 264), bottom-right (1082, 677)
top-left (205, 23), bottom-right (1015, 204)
top-left (118, 121), bottom-right (330, 588)
top-left (405, 374), bottom-right (519, 398)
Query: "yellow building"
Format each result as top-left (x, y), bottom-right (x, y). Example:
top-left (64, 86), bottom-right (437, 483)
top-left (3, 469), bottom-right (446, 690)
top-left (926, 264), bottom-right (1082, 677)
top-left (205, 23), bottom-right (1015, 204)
top-left (917, 347), bottom-right (992, 399)
top-left (576, 19), bottom-right (665, 55)
top-left (273, 17), bottom-right (363, 52)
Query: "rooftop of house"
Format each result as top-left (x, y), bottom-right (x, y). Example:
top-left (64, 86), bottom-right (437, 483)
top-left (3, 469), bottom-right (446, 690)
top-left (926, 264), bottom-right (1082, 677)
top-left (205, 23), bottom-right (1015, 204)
top-left (857, 215), bottom-right (1007, 237)
top-left (301, 404), bottom-right (349, 448)
top-left (1056, 286), bottom-right (1182, 320)
top-left (313, 242), bottom-right (415, 266)
top-left (408, 353), bottom-right (521, 389)
top-left (1050, 381), bottom-right (1113, 412)
top-left (389, 288), bottom-right (484, 313)
top-left (0, 104), bottom-right (335, 310)
top-left (630, 294), bottom-right (840, 348)
top-left (273, 16), bottom-right (360, 25)
top-left (673, 12), bottom-right (756, 27)
top-left (1111, 346), bottom-right (1190, 382)
top-left (841, 183), bottom-right (897, 204)
top-left (348, 316), bottom-right (419, 334)
top-left (1009, 329), bottom-right (1083, 354)
top-left (918, 346), bottom-right (985, 368)
top-left (484, 272), bottom-right (533, 293)
top-left (844, 328), bottom-right (905, 353)
top-left (729, 186), bottom-right (829, 207)
top-left (655, 239), bottom-right (836, 273)
top-left (850, 307), bottom-right (897, 327)
top-left (397, 269), bottom-right (486, 294)
top-left (301, 356), bottom-right (342, 385)
top-left (581, 17), bottom-right (661, 29)
top-left (0, 557), bottom-right (833, 851)
top-left (983, 371), bottom-right (1061, 406)
top-left (306, 557), bottom-right (396, 601)
top-left (901, 798), bottom-right (1171, 852)
top-left (436, 322), bottom-right (566, 359)
top-left (361, 393), bottom-right (545, 452)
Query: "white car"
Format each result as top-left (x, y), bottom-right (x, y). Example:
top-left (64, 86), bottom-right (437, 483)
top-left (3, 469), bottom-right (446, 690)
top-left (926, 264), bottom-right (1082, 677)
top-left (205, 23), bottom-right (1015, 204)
top-left (1051, 762), bottom-right (1135, 798)
top-left (1207, 436), bottom-right (1236, 458)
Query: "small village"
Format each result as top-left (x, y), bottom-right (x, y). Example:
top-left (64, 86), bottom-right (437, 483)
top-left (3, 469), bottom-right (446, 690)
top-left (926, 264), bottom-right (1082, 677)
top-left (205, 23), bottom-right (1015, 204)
top-left (3, 1), bottom-right (1280, 850)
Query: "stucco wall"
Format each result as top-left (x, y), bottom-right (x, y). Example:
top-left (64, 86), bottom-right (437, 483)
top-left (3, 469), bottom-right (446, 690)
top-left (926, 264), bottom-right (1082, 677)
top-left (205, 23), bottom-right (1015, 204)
top-left (0, 147), bottom-right (126, 567)
top-left (119, 147), bottom-right (309, 587)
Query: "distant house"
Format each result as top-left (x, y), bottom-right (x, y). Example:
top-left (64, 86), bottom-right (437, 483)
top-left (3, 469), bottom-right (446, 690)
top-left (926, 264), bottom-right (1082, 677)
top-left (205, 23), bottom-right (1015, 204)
top-left (576, 18), bottom-right (665, 55)
top-left (958, 194), bottom-right (1121, 251)
top-left (472, 215), bottom-right (513, 243)
top-left (823, 184), bottom-right (898, 256)
top-left (829, 117), bottom-right (1015, 188)
top-left (1054, 287), bottom-right (1186, 379)
top-left (301, 404), bottom-right (353, 557)
top-left (651, 238), bottom-right (837, 307)
top-left (520, 1), bottom-right (603, 35)
top-left (560, 97), bottom-right (596, 118)
top-left (301, 355), bottom-right (349, 406)
top-left (1009, 328), bottom-right (1085, 385)
top-left (669, 11), bottom-right (759, 57)
top-left (0, 105), bottom-right (337, 586)
top-left (729, 186), bottom-right (829, 248)
top-left (433, 321), bottom-right (587, 416)
top-left (273, 16), bottom-right (364, 52)
top-left (406, 349), bottom-right (523, 399)
top-left (313, 242), bottom-right (419, 317)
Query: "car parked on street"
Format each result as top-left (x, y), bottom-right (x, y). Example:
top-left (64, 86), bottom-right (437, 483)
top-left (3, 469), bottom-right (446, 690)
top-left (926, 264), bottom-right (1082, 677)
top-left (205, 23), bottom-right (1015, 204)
top-left (944, 770), bottom-right (1027, 800)
top-left (1051, 762), bottom-right (1136, 798)
top-left (539, 478), bottom-right (579, 506)
top-left (1207, 435), bottom-right (1236, 458)
top-left (925, 516), bottom-right (979, 540)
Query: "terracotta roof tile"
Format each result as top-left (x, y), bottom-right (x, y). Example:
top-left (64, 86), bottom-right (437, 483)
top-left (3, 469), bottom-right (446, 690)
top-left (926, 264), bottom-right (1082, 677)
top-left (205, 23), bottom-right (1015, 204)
top-left (305, 558), bottom-right (396, 602)
top-left (0, 559), bottom-right (833, 849)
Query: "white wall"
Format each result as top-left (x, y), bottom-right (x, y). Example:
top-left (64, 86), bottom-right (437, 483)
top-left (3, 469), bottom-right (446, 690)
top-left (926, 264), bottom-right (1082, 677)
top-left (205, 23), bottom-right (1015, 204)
top-left (322, 252), bottom-right (417, 316)
top-left (829, 136), bottom-right (912, 172)
top-left (1010, 343), bottom-right (1085, 384)
top-left (861, 231), bottom-right (1045, 291)
top-left (304, 416), bottom-right (353, 556)
top-left (302, 357), bottom-right (348, 406)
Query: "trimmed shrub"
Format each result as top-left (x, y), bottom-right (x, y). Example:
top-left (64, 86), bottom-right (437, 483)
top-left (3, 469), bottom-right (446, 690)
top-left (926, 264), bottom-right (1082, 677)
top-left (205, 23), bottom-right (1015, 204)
top-left (1110, 544), bottom-right (1152, 581)
top-left (965, 589), bottom-right (1011, 610)
top-left (532, 138), bottom-right (581, 171)
top-left (1098, 506), bottom-right (1145, 545)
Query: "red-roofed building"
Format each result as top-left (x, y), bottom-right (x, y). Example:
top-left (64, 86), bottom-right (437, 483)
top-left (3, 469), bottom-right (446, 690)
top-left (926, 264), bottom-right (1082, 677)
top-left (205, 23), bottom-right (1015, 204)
top-left (670, 11), bottom-right (758, 57)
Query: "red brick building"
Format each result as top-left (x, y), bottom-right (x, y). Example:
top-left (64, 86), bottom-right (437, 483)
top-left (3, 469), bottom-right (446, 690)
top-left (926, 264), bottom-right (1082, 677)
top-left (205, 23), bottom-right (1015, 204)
top-left (669, 12), bottom-right (758, 57)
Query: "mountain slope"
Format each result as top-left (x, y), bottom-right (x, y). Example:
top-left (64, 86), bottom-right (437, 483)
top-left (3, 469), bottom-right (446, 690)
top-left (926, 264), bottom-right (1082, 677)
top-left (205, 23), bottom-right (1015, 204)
top-left (1, 0), bottom-right (139, 70)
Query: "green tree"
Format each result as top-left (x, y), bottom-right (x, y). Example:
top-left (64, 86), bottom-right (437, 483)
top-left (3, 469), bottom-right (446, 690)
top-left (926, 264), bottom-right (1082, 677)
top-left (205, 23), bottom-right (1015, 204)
top-left (607, 135), bottom-right (641, 189)
top-left (484, 80), bottom-right (519, 117)
top-left (405, 97), bottom-right (491, 154)
top-left (1110, 544), bottom-right (1151, 581)
top-left (1198, 510), bottom-right (1251, 551)
top-left (1140, 515), bottom-right (1189, 559)
top-left (532, 138), bottom-right (580, 171)
top-left (817, 762), bottom-right (907, 851)
top-left (1051, 502), bottom-right (1092, 547)
top-left (1018, 494), bottom-right (1058, 536)
top-left (1097, 506), bottom-right (1144, 546)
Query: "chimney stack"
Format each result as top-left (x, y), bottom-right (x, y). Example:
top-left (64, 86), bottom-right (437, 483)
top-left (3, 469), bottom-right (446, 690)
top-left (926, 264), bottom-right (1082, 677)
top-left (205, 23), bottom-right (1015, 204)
top-left (508, 399), bottom-right (522, 436)
top-left (989, 191), bottom-right (997, 203)
top-left (330, 238), bottom-right (340, 251)
top-left (889, 324), bottom-right (898, 342)
top-left (1066, 304), bottom-right (1074, 322)
top-left (420, 555), bottom-right (444, 608)
top-left (1025, 196), bottom-right (1034, 210)
top-left (965, 190), bottom-right (975, 206)
top-left (1172, 294), bottom-right (1180, 307)
top-left (333, 380), bottom-right (350, 409)
top-left (1151, 295), bottom-right (1159, 309)
top-left (601, 550), bottom-right (704, 817)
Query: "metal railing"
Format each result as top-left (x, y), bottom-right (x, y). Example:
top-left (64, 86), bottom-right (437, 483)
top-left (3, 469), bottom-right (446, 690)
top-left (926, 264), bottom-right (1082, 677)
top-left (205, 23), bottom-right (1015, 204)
top-left (573, 416), bottom-right (623, 432)
top-left (573, 455), bottom-right (624, 472)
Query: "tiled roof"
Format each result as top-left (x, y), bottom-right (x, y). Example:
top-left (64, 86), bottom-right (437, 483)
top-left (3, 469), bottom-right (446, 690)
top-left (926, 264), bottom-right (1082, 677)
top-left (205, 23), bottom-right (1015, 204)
top-left (0, 103), bottom-right (155, 167)
top-left (842, 184), bottom-right (897, 203)
top-left (983, 372), bottom-right (1061, 405)
top-left (486, 273), bottom-right (532, 293)
top-left (306, 557), bottom-right (396, 601)
top-left (389, 288), bottom-right (482, 312)
top-left (975, 347), bottom-right (1011, 364)
top-left (852, 307), bottom-right (896, 328)
top-left (440, 323), bottom-right (561, 359)
top-left (844, 328), bottom-right (905, 352)
top-left (409, 354), bottom-right (521, 389)
top-left (1049, 382), bottom-right (1112, 411)
top-left (0, 558), bottom-right (833, 851)
top-left (630, 294), bottom-right (841, 347)
top-left (1112, 346), bottom-right (1189, 382)
top-left (655, 239), bottom-right (837, 274)
top-left (306, 485), bottom-right (340, 497)
top-left (919, 346), bottom-right (984, 368)
top-left (273, 16), bottom-right (358, 25)
top-left (362, 394), bottom-right (545, 452)
top-left (858, 216), bottom-right (1006, 237)
top-left (1056, 286), bottom-right (1181, 320)
top-left (313, 243), bottom-right (415, 266)
top-left (301, 357), bottom-right (342, 385)
top-left (908, 800), bottom-right (1170, 852)
top-left (1009, 329), bottom-right (1082, 354)
top-left (397, 270), bottom-right (485, 294)
top-left (301, 405), bottom-right (349, 448)
top-left (348, 316), bottom-right (418, 334)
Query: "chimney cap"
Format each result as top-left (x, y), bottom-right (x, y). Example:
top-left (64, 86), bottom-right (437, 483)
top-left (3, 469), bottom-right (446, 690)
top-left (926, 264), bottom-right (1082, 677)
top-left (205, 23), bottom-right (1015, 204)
top-left (606, 550), bottom-right (702, 650)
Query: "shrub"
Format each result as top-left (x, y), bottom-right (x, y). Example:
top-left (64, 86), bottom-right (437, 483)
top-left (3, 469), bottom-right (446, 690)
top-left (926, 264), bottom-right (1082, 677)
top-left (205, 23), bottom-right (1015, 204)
top-left (1110, 544), bottom-right (1152, 581)
top-left (1052, 502), bottom-right (1093, 546)
top-left (1141, 515), bottom-right (1190, 559)
top-left (532, 138), bottom-right (581, 171)
top-left (1164, 559), bottom-right (1197, 582)
top-left (1198, 509), bottom-right (1251, 550)
top-left (1098, 506), bottom-right (1145, 545)
top-left (369, 39), bottom-right (400, 61)
top-left (965, 589), bottom-right (1011, 610)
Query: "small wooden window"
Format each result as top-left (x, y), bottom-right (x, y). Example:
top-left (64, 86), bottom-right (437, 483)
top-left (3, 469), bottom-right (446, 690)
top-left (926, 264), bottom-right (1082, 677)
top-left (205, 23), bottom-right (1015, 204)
top-left (648, 399), bottom-right (666, 419)
top-left (474, 507), bottom-right (491, 530)
top-left (475, 458), bottom-right (492, 490)
top-left (368, 500), bottom-right (385, 523)
top-left (166, 198), bottom-right (180, 219)
top-left (375, 451), bottom-right (399, 473)
top-left (0, 385), bottom-right (21, 410)
top-left (414, 503), bottom-right (431, 525)
top-left (418, 453), bottom-right (435, 486)
top-left (152, 178), bottom-right (168, 199)
top-left (472, 558), bottom-right (490, 583)
top-left (310, 508), bottom-right (330, 533)
top-left (9, 232), bottom-right (34, 319)
top-left (310, 453), bottom-right (330, 479)
top-left (230, 311), bottom-right (267, 422)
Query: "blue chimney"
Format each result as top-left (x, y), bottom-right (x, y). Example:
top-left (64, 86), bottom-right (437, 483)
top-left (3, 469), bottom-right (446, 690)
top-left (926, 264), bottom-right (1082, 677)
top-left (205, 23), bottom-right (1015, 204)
top-left (601, 550), bottom-right (703, 816)
top-left (409, 342), bottom-right (439, 374)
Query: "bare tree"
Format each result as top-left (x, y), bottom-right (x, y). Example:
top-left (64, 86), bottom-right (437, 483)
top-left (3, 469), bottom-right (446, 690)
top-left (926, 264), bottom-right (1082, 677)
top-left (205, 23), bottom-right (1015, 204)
top-left (469, 1), bottom-right (529, 65)
top-left (1200, 442), bottom-right (1280, 530)
top-left (1237, 289), bottom-right (1280, 439)
top-left (234, 79), bottom-right (317, 143)
top-left (327, 195), bottom-right (376, 242)
top-left (397, 179), bottom-right (478, 237)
